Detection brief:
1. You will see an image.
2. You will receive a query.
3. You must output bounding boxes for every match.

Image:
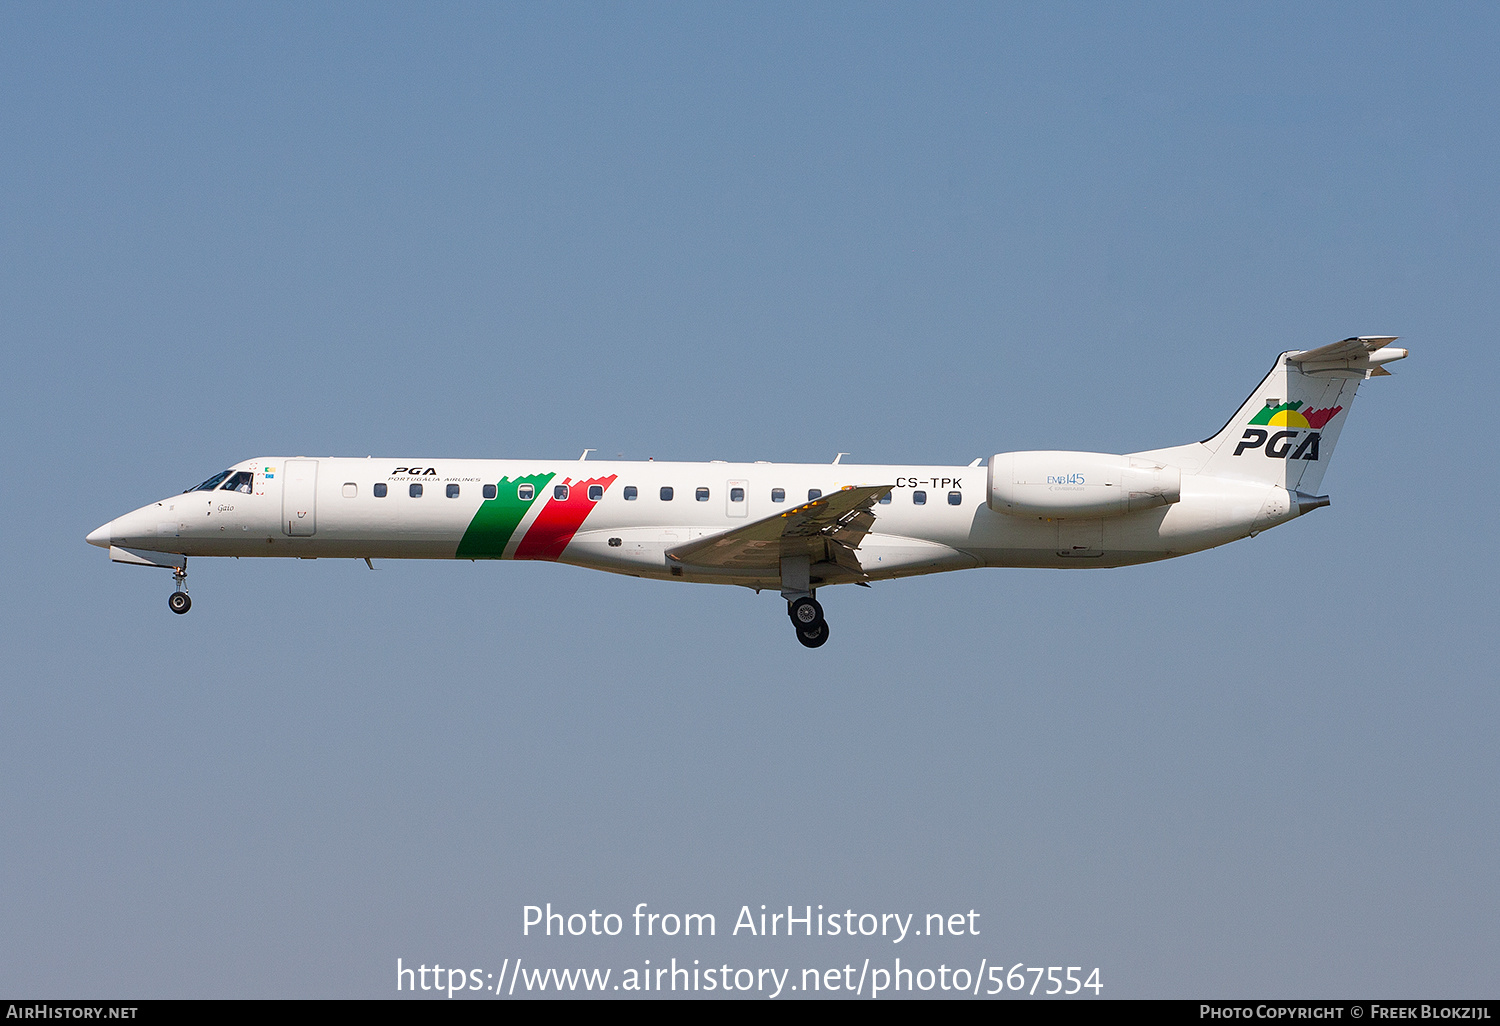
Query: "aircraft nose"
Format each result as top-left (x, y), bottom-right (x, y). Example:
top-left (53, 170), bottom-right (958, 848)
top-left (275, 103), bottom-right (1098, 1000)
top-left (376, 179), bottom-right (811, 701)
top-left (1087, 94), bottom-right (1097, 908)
top-left (86, 522), bottom-right (111, 548)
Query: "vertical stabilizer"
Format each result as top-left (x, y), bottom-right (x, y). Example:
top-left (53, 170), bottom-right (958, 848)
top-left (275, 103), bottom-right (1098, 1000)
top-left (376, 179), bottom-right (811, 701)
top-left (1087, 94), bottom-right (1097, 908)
top-left (1197, 337), bottom-right (1405, 494)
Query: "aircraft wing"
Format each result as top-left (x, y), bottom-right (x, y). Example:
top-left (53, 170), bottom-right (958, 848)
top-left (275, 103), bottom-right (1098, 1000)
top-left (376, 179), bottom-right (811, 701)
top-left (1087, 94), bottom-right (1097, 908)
top-left (665, 484), bottom-right (893, 575)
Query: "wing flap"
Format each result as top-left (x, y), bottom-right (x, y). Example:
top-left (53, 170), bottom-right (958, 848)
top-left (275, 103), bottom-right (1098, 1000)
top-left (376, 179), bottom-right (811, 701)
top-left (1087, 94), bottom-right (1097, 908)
top-left (665, 485), bottom-right (892, 571)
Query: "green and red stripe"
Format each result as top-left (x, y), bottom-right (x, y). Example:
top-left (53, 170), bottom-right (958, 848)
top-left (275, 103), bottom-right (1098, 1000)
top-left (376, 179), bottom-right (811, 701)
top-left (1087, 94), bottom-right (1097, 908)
top-left (455, 473), bottom-right (555, 559)
top-left (456, 471), bottom-right (617, 561)
top-left (513, 474), bottom-right (618, 560)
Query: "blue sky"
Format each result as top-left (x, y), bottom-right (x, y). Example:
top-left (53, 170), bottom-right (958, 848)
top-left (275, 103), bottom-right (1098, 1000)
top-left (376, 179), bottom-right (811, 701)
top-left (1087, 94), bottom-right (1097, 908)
top-left (2, 2), bottom-right (1496, 998)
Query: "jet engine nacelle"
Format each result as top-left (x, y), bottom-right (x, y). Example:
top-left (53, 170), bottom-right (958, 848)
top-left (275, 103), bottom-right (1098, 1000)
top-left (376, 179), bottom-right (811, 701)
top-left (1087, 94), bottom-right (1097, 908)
top-left (987, 451), bottom-right (1181, 518)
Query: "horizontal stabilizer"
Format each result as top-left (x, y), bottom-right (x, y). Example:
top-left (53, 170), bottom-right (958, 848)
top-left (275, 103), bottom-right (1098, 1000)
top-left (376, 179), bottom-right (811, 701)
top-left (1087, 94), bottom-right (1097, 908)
top-left (1290, 336), bottom-right (1406, 375)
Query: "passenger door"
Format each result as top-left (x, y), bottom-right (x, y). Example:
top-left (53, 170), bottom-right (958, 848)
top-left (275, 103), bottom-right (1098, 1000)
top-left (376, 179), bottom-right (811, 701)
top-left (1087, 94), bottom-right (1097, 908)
top-left (282, 459), bottom-right (318, 536)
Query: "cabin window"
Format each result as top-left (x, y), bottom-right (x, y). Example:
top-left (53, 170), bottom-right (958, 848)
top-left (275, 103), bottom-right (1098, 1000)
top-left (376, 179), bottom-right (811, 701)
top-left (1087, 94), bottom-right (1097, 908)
top-left (948, 490), bottom-right (962, 505)
top-left (730, 487), bottom-right (745, 502)
top-left (771, 488), bottom-right (785, 503)
top-left (483, 484), bottom-right (497, 500)
top-left (588, 484), bottom-right (603, 501)
top-left (342, 483), bottom-right (357, 498)
top-left (518, 484), bottom-right (534, 501)
top-left (220, 471), bottom-right (254, 494)
top-left (808, 489), bottom-right (822, 501)
top-left (912, 490), bottom-right (926, 505)
top-left (696, 487), bottom-right (709, 502)
top-left (374, 483), bottom-right (388, 498)
top-left (878, 492), bottom-right (891, 504)
top-left (660, 486), bottom-right (674, 501)
top-left (624, 486), bottom-right (638, 500)
top-left (554, 485), bottom-right (569, 501)
top-left (447, 484), bottom-right (461, 498)
top-left (409, 483), bottom-right (423, 498)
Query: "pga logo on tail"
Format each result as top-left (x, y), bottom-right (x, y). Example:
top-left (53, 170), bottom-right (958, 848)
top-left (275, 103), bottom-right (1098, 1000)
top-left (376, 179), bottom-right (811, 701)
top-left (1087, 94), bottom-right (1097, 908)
top-left (1233, 401), bottom-right (1342, 460)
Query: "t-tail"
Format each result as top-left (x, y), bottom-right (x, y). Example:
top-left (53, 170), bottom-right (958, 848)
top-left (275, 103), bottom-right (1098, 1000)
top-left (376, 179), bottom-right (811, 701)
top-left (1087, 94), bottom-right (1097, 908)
top-left (1145, 337), bottom-right (1407, 508)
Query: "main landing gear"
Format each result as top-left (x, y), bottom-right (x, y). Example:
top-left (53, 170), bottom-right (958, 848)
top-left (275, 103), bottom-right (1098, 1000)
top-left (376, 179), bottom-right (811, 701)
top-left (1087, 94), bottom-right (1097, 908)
top-left (788, 596), bottom-right (828, 648)
top-left (168, 566), bottom-right (191, 614)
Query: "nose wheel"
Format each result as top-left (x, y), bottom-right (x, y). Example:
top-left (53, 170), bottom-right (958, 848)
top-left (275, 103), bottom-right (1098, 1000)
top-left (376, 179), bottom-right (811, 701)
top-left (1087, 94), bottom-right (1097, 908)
top-left (787, 597), bottom-right (827, 648)
top-left (168, 566), bottom-right (191, 614)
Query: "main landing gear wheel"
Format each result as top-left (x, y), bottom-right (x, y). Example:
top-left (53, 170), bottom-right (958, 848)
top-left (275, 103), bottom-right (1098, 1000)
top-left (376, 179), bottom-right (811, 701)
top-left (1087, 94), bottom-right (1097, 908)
top-left (168, 565), bottom-right (190, 614)
top-left (788, 597), bottom-right (824, 628)
top-left (797, 621), bottom-right (830, 648)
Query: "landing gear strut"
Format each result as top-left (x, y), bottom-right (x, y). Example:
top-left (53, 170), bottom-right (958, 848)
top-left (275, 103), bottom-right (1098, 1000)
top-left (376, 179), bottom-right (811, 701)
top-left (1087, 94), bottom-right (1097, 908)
top-left (787, 596), bottom-right (828, 648)
top-left (168, 566), bottom-right (191, 614)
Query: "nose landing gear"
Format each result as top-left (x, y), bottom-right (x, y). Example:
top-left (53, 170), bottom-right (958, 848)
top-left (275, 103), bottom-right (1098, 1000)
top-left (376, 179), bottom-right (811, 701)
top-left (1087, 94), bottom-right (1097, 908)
top-left (168, 566), bottom-right (191, 614)
top-left (787, 596), bottom-right (828, 648)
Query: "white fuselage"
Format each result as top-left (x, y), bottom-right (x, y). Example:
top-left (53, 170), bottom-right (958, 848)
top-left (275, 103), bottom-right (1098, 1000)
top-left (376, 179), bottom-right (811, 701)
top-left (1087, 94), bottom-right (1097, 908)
top-left (89, 455), bottom-right (1297, 590)
top-left (87, 341), bottom-right (1405, 639)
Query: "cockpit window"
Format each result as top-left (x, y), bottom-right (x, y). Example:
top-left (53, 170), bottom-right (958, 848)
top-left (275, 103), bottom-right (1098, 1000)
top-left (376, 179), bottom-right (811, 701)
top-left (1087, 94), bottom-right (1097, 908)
top-left (187, 470), bottom-right (233, 492)
top-left (219, 471), bottom-right (254, 494)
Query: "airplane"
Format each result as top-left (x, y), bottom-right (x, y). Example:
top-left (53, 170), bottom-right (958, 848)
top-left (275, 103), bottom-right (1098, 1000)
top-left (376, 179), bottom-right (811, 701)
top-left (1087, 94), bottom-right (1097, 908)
top-left (87, 337), bottom-right (1406, 647)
